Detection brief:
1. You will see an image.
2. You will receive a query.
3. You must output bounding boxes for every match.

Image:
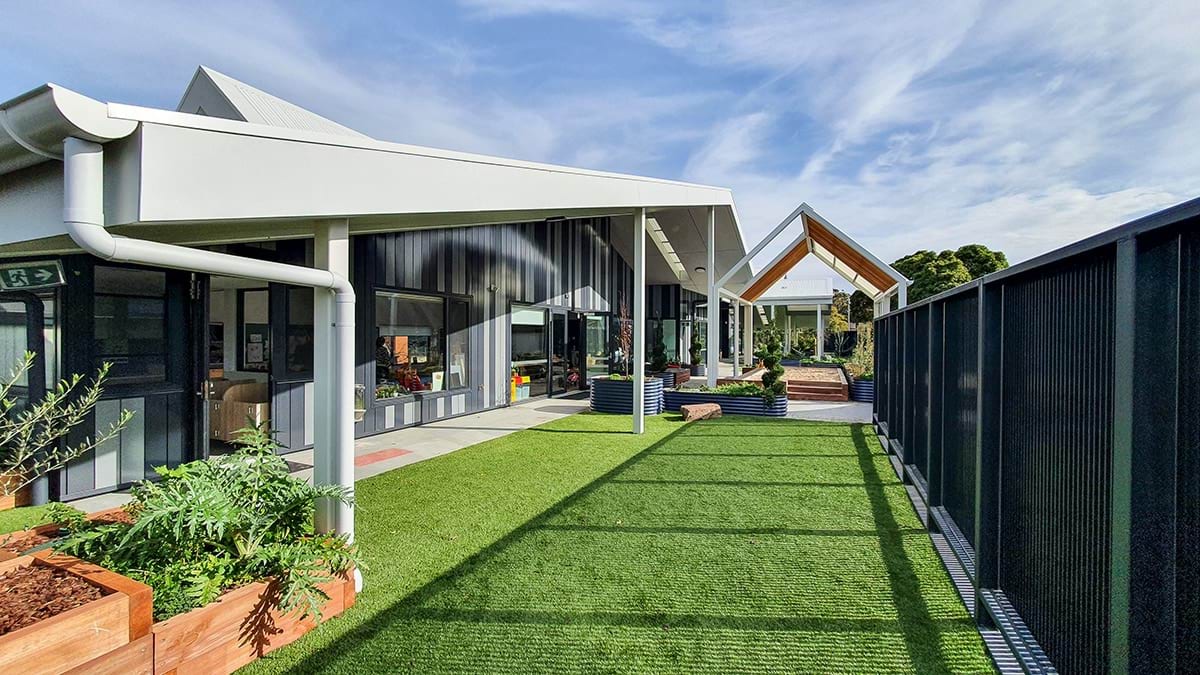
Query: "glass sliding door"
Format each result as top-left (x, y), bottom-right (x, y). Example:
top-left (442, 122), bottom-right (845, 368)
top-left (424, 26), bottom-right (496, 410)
top-left (583, 313), bottom-right (609, 384)
top-left (511, 306), bottom-right (548, 399)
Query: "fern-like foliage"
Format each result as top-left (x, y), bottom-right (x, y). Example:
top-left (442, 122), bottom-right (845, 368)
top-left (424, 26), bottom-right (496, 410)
top-left (55, 423), bottom-right (363, 621)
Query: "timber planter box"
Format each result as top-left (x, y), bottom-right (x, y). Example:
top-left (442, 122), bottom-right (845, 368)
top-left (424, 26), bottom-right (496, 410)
top-left (589, 376), bottom-right (663, 414)
top-left (663, 390), bottom-right (788, 417)
top-left (0, 551), bottom-right (153, 675)
top-left (150, 569), bottom-right (356, 675)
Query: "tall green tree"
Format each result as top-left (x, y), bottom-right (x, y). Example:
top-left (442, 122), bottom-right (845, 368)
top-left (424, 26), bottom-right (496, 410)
top-left (849, 290), bottom-right (874, 324)
top-left (892, 244), bottom-right (1008, 303)
top-left (954, 244), bottom-right (1009, 278)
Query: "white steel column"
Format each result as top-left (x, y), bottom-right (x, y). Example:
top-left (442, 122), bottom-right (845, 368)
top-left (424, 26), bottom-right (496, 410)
top-left (785, 312), bottom-right (792, 353)
top-left (743, 303), bottom-right (754, 367)
top-left (314, 219), bottom-right (354, 539)
top-left (816, 304), bottom-right (825, 359)
top-left (632, 208), bottom-right (647, 434)
top-left (705, 207), bottom-right (719, 387)
top-left (898, 282), bottom-right (908, 308)
top-left (732, 299), bottom-right (741, 376)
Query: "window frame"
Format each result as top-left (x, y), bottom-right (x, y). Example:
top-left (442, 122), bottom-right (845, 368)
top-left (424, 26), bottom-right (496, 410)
top-left (371, 285), bottom-right (471, 406)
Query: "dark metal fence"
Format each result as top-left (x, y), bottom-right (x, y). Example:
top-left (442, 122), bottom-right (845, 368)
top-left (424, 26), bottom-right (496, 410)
top-left (874, 198), bottom-right (1200, 674)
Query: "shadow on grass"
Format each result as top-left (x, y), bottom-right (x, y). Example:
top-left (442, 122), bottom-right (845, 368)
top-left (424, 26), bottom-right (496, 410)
top-left (282, 421), bottom-right (978, 673)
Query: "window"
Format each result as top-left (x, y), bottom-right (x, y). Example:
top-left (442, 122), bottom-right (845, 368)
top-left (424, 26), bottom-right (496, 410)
top-left (285, 287), bottom-right (314, 376)
top-left (375, 291), bottom-right (468, 396)
top-left (238, 289), bottom-right (270, 372)
top-left (447, 299), bottom-right (469, 389)
top-left (93, 267), bottom-right (167, 384)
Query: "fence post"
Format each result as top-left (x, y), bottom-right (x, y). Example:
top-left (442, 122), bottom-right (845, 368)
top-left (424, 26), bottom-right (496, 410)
top-left (1109, 238), bottom-right (1137, 674)
top-left (974, 280), bottom-right (1003, 626)
top-left (928, 301), bottom-right (944, 508)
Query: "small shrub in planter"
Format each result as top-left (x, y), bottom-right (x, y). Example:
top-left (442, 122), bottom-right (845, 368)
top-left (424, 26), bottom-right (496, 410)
top-left (590, 375), bottom-right (664, 414)
top-left (663, 382), bottom-right (788, 417)
top-left (1, 354), bottom-right (132, 510)
top-left (56, 423), bottom-right (362, 623)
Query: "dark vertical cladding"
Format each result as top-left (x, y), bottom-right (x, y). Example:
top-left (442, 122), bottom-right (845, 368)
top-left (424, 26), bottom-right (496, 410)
top-left (872, 199), bottom-right (1200, 674)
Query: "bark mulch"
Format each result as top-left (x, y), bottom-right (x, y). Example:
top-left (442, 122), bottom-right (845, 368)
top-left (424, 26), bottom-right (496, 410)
top-left (0, 563), bottom-right (107, 636)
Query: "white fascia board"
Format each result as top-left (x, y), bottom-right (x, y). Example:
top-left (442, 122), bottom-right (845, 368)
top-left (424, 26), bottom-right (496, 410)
top-left (132, 121), bottom-right (736, 224)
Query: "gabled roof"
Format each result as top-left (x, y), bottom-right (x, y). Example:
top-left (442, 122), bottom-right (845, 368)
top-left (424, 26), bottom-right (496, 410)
top-left (739, 205), bottom-right (907, 302)
top-left (177, 66), bottom-right (369, 139)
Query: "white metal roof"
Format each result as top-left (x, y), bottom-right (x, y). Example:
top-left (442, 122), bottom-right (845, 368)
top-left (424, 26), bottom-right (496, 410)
top-left (0, 69), bottom-right (753, 289)
top-left (177, 66), bottom-right (369, 139)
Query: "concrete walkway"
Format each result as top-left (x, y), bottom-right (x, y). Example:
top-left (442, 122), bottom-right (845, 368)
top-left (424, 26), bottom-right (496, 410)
top-left (288, 396), bottom-right (590, 482)
top-left (68, 397), bottom-right (590, 513)
top-left (787, 400), bottom-right (873, 423)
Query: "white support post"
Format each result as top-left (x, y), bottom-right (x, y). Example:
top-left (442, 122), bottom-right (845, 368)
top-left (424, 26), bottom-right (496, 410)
top-left (632, 208), bottom-right (647, 434)
top-left (743, 303), bottom-right (754, 367)
top-left (897, 282), bottom-right (908, 308)
top-left (732, 299), bottom-right (741, 376)
top-left (705, 206), bottom-right (719, 387)
top-left (816, 304), bottom-right (825, 359)
top-left (313, 219), bottom-right (354, 541)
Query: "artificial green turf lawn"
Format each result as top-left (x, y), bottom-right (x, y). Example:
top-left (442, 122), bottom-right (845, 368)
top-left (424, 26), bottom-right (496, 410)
top-left (247, 413), bottom-right (994, 674)
top-left (0, 503), bottom-right (50, 534)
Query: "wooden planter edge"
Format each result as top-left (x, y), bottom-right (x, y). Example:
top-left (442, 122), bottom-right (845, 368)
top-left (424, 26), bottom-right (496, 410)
top-left (0, 552), bottom-right (154, 673)
top-left (150, 567), bottom-right (356, 674)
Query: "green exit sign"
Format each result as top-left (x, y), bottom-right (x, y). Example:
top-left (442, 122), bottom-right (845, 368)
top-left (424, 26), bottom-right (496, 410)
top-left (0, 261), bottom-right (65, 291)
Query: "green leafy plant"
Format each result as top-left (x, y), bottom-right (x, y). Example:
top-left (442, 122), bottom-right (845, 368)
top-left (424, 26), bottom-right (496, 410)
top-left (374, 382), bottom-right (410, 399)
top-left (689, 331), bottom-right (703, 367)
top-left (649, 322), bottom-right (668, 373)
top-left (691, 382), bottom-right (768, 397)
top-left (846, 323), bottom-right (875, 382)
top-left (56, 423), bottom-right (362, 621)
top-left (789, 328), bottom-right (816, 358)
top-left (1, 353), bottom-right (131, 497)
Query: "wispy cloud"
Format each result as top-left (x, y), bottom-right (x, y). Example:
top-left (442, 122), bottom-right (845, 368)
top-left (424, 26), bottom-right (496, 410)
top-left (2, 0), bottom-right (1196, 269)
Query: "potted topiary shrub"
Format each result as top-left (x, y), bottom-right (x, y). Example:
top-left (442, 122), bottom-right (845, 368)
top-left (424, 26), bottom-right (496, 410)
top-left (689, 332), bottom-right (704, 376)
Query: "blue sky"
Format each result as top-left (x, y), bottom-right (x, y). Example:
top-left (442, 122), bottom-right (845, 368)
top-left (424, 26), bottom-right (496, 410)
top-left (2, 0), bottom-right (1197, 273)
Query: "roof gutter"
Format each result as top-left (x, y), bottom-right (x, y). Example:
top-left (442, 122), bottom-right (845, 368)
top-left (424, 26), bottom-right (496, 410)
top-left (1, 84), bottom-right (357, 545)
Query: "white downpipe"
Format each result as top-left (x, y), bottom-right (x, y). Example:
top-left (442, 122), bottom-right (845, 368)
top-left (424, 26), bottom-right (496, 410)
top-left (816, 304), bottom-right (825, 360)
top-left (62, 137), bottom-right (357, 544)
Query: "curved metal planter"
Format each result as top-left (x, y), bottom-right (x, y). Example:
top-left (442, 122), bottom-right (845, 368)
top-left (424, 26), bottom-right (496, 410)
top-left (850, 380), bottom-right (874, 403)
top-left (589, 377), bottom-right (664, 414)
top-left (662, 391), bottom-right (788, 417)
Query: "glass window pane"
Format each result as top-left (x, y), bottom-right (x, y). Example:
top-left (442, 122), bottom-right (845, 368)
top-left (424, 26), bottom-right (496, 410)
top-left (94, 267), bottom-right (167, 384)
top-left (375, 291), bottom-right (445, 394)
top-left (447, 299), bottom-right (469, 390)
top-left (285, 287), bottom-right (314, 375)
top-left (240, 289), bottom-right (270, 372)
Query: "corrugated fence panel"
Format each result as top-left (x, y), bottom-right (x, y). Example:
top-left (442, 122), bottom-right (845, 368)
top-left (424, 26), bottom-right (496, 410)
top-left (940, 291), bottom-right (978, 546)
top-left (997, 249), bottom-right (1115, 674)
